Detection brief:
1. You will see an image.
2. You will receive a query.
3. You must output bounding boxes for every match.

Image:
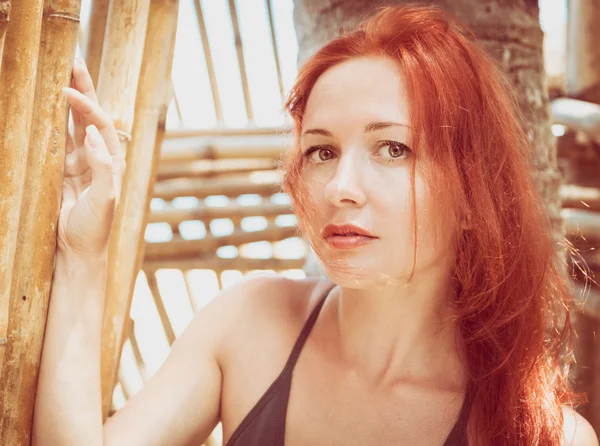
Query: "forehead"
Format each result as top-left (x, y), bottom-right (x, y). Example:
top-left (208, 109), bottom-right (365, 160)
top-left (303, 56), bottom-right (410, 129)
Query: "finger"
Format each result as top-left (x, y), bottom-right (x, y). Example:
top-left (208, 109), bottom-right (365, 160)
top-left (84, 124), bottom-right (117, 213)
top-left (63, 87), bottom-right (121, 156)
top-left (72, 56), bottom-right (100, 105)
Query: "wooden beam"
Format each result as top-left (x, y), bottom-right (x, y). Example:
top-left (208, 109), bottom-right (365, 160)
top-left (153, 173), bottom-right (282, 200)
top-left (562, 208), bottom-right (600, 244)
top-left (149, 202), bottom-right (292, 225)
top-left (551, 98), bottom-right (600, 141)
top-left (192, 0), bottom-right (223, 122)
top-left (164, 125), bottom-right (291, 139)
top-left (0, 0), bottom-right (78, 443)
top-left (0, 0), bottom-right (10, 71)
top-left (560, 185), bottom-right (600, 211)
top-left (83, 0), bottom-right (109, 86)
top-left (144, 225), bottom-right (298, 261)
top-left (98, 0), bottom-right (177, 420)
top-left (157, 158), bottom-right (277, 180)
top-left (144, 256), bottom-right (305, 272)
top-left (160, 134), bottom-right (291, 163)
top-left (227, 0), bottom-right (253, 121)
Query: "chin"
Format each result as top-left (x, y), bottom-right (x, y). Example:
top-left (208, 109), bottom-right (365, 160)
top-left (317, 259), bottom-right (406, 289)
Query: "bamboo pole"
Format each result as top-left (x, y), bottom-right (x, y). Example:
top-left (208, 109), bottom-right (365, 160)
top-left (149, 202), bottom-right (292, 225)
top-left (562, 209), bottom-right (600, 244)
top-left (560, 185), bottom-right (600, 211)
top-left (160, 134), bottom-right (290, 163)
top-left (566, 0), bottom-right (600, 102)
top-left (165, 125), bottom-right (291, 139)
top-left (227, 0), bottom-right (253, 121)
top-left (0, 0), bottom-right (80, 443)
top-left (0, 0), bottom-right (44, 421)
top-left (145, 270), bottom-right (177, 346)
top-left (144, 225), bottom-right (298, 261)
top-left (0, 0), bottom-right (9, 72)
top-left (551, 98), bottom-right (600, 141)
top-left (192, 0), bottom-right (223, 122)
top-left (266, 0), bottom-right (285, 100)
top-left (153, 174), bottom-right (282, 200)
top-left (99, 0), bottom-right (179, 419)
top-left (157, 158), bottom-right (277, 180)
top-left (83, 0), bottom-right (109, 85)
top-left (144, 256), bottom-right (306, 272)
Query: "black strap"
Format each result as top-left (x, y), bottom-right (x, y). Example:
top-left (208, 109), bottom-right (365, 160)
top-left (280, 284), bottom-right (335, 376)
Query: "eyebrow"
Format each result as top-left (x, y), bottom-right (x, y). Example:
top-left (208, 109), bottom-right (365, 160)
top-left (301, 121), bottom-right (409, 138)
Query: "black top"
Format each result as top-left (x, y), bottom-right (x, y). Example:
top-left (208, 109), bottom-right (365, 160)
top-left (226, 285), bottom-right (470, 446)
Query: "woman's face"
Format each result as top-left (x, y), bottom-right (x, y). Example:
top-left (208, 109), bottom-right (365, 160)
top-left (299, 56), bottom-right (458, 287)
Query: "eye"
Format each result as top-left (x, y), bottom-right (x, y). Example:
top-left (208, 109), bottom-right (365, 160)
top-left (303, 145), bottom-right (336, 163)
top-left (377, 140), bottom-right (411, 161)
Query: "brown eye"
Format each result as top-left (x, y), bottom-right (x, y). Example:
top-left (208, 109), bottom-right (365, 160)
top-left (318, 147), bottom-right (334, 161)
top-left (378, 140), bottom-right (411, 160)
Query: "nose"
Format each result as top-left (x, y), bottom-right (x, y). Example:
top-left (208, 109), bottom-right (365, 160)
top-left (324, 152), bottom-right (367, 208)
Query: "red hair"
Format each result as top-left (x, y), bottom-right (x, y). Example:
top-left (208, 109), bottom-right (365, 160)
top-left (282, 4), bottom-right (579, 445)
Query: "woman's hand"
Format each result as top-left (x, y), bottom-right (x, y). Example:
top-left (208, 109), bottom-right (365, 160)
top-left (58, 57), bottom-right (126, 258)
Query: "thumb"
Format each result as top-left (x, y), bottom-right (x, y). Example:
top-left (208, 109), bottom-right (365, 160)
top-left (84, 124), bottom-right (117, 216)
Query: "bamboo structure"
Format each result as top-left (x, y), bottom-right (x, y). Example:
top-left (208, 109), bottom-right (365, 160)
top-left (98, 0), bottom-right (179, 420)
top-left (0, 0), bottom-right (9, 71)
top-left (0, 0), bottom-right (44, 417)
top-left (0, 0), bottom-right (81, 443)
top-left (82, 0), bottom-right (109, 85)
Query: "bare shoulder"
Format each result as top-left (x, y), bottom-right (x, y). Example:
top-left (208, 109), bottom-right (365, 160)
top-left (562, 406), bottom-right (599, 446)
top-left (208, 273), bottom-right (332, 364)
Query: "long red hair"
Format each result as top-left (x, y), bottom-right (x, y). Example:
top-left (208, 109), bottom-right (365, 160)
top-left (281, 4), bottom-right (578, 445)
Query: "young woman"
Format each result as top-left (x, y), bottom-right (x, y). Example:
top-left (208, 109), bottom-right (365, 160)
top-left (33, 4), bottom-right (598, 446)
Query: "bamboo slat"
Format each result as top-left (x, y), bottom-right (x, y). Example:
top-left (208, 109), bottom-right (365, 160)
top-left (566, 0), bottom-right (600, 101)
top-left (266, 0), bottom-right (284, 100)
top-left (551, 98), bottom-right (600, 141)
top-left (160, 134), bottom-right (290, 163)
top-left (192, 0), bottom-right (223, 122)
top-left (164, 125), bottom-right (291, 139)
top-left (128, 319), bottom-right (147, 381)
top-left (149, 202), bottom-right (292, 225)
top-left (0, 0), bottom-right (9, 71)
top-left (227, 0), bottom-right (253, 121)
top-left (144, 256), bottom-right (305, 272)
top-left (82, 0), bottom-right (109, 85)
top-left (0, 0), bottom-right (44, 440)
top-left (153, 174), bottom-right (282, 200)
top-left (145, 270), bottom-right (176, 346)
top-left (562, 208), bottom-right (600, 244)
top-left (0, 0), bottom-right (79, 443)
top-left (100, 0), bottom-right (179, 419)
top-left (560, 185), bottom-right (600, 211)
top-left (157, 158), bottom-right (277, 180)
top-left (144, 225), bottom-right (298, 261)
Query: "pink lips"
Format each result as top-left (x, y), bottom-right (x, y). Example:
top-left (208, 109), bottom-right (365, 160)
top-left (322, 224), bottom-right (378, 249)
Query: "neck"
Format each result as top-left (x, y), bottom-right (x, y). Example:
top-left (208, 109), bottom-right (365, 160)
top-left (326, 263), bottom-right (467, 392)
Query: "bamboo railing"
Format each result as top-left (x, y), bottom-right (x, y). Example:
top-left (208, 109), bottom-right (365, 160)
top-left (0, 0), bottom-right (81, 443)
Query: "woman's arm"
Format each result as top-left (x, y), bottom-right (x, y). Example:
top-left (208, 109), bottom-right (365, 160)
top-left (32, 253), bottom-right (107, 445)
top-left (563, 406), bottom-right (599, 446)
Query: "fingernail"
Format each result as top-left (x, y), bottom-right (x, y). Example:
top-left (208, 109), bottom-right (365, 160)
top-left (86, 125), bottom-right (100, 147)
top-left (75, 56), bottom-right (85, 66)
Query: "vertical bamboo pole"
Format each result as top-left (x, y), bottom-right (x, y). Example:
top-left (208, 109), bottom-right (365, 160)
top-left (0, 0), bottom-right (43, 394)
top-left (265, 0), bottom-right (284, 101)
top-left (0, 0), bottom-right (10, 72)
top-left (83, 0), bottom-right (109, 86)
top-left (100, 0), bottom-right (180, 419)
top-left (193, 0), bottom-right (223, 122)
top-left (0, 0), bottom-right (81, 443)
top-left (227, 0), bottom-right (253, 122)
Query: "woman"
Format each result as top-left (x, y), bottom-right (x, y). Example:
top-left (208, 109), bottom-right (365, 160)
top-left (33, 4), bottom-right (598, 446)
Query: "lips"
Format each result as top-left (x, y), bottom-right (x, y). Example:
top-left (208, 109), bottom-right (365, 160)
top-left (322, 223), bottom-right (376, 238)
